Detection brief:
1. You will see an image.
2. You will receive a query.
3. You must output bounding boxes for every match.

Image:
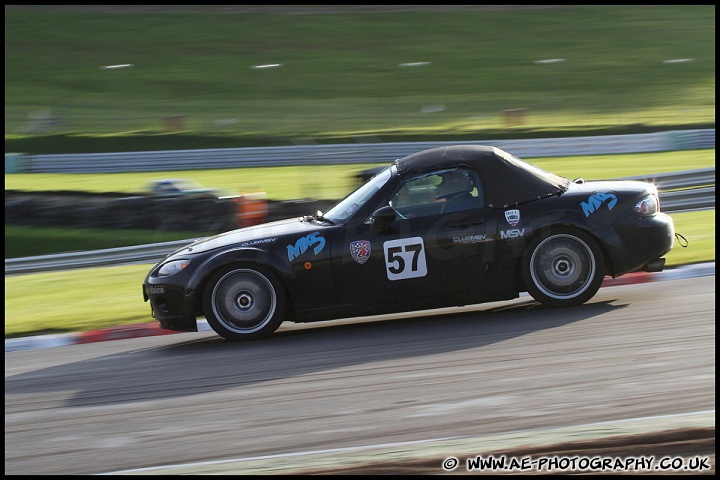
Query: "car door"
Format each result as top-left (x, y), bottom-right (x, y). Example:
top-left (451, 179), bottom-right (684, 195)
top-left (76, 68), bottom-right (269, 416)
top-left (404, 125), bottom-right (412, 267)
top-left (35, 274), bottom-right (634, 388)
top-left (330, 168), bottom-right (497, 306)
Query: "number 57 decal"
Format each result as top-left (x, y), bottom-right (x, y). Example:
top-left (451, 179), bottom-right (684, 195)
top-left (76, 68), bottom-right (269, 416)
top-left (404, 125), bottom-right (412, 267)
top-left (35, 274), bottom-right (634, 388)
top-left (383, 237), bottom-right (427, 280)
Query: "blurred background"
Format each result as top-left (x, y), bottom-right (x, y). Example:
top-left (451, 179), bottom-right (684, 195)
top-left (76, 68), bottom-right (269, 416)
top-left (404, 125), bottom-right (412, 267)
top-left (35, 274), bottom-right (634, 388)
top-left (5, 5), bottom-right (714, 151)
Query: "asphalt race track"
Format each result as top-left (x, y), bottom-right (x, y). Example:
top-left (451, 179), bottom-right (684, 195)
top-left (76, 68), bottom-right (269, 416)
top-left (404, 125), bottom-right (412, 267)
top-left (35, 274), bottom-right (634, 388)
top-left (5, 275), bottom-right (715, 475)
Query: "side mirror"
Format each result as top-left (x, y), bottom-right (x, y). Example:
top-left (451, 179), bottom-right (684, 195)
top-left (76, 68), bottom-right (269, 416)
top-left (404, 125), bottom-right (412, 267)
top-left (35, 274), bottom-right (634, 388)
top-left (371, 205), bottom-right (397, 232)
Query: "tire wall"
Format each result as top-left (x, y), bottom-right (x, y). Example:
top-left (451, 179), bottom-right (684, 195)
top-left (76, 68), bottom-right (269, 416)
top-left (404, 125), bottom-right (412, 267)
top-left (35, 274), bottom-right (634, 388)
top-left (5, 191), bottom-right (336, 234)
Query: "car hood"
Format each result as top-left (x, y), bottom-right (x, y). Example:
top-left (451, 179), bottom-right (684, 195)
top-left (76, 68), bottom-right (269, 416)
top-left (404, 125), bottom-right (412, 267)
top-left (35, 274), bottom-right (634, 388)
top-left (172, 217), bottom-right (322, 255)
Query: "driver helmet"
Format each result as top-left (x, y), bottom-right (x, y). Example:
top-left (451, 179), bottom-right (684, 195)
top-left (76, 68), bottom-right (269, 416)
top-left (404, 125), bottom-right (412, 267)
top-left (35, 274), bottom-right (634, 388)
top-left (437, 170), bottom-right (472, 197)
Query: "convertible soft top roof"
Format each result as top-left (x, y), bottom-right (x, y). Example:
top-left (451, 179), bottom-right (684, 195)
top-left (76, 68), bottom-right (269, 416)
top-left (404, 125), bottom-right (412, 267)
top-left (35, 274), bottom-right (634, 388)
top-left (394, 145), bottom-right (570, 208)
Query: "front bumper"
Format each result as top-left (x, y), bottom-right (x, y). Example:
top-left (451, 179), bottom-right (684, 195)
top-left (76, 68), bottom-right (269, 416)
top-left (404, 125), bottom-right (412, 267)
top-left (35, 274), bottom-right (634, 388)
top-left (143, 281), bottom-right (198, 332)
top-left (608, 212), bottom-right (675, 276)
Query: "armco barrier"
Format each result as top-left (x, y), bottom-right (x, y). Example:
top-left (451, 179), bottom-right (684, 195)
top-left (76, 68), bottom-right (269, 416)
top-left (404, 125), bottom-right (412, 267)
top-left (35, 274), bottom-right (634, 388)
top-left (614, 167), bottom-right (715, 189)
top-left (5, 240), bottom-right (201, 275)
top-left (5, 153), bottom-right (27, 173)
top-left (660, 187), bottom-right (715, 211)
top-left (13, 129), bottom-right (716, 173)
top-left (4, 193), bottom-right (335, 234)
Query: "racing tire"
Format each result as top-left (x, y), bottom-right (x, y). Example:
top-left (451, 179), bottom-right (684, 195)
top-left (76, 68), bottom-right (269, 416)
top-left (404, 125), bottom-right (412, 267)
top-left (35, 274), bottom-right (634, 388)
top-left (521, 229), bottom-right (606, 307)
top-left (203, 266), bottom-right (287, 341)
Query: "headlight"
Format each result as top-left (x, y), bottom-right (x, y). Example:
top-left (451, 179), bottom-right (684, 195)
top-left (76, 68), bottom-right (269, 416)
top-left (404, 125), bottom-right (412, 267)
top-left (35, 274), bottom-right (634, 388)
top-left (157, 259), bottom-right (190, 277)
top-left (634, 194), bottom-right (659, 216)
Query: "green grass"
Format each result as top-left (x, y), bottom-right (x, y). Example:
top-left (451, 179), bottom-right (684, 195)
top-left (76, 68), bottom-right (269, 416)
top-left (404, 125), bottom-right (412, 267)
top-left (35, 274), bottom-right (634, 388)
top-left (665, 210), bottom-right (716, 266)
top-left (4, 209), bottom-right (714, 339)
top-left (5, 5), bottom-right (715, 153)
top-left (5, 164), bottom-right (368, 199)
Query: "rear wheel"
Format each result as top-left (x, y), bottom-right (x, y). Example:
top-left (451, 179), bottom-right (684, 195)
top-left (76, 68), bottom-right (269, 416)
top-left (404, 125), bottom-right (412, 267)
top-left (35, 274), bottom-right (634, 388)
top-left (203, 266), bottom-right (286, 341)
top-left (521, 229), bottom-right (605, 307)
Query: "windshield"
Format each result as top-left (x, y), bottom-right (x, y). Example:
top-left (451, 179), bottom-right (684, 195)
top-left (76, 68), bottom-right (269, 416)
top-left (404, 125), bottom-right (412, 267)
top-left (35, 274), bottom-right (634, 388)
top-left (323, 166), bottom-right (393, 223)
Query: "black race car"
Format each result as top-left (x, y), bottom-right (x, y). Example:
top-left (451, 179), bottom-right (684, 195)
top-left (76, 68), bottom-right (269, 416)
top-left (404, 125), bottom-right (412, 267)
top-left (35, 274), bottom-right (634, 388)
top-left (143, 145), bottom-right (676, 341)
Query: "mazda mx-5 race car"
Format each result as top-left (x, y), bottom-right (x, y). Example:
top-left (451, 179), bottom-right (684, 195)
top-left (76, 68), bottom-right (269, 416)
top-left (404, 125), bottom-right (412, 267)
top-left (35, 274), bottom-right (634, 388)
top-left (143, 145), bottom-right (676, 341)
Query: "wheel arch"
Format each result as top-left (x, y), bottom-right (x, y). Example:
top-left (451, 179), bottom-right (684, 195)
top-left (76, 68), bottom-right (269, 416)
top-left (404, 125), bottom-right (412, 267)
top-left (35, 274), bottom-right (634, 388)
top-left (515, 223), bottom-right (613, 291)
top-left (189, 248), bottom-right (295, 320)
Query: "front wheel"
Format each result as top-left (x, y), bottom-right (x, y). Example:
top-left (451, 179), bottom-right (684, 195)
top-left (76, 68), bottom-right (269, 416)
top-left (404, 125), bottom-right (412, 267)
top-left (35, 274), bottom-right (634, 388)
top-left (203, 266), bottom-right (287, 341)
top-left (521, 229), bottom-right (606, 307)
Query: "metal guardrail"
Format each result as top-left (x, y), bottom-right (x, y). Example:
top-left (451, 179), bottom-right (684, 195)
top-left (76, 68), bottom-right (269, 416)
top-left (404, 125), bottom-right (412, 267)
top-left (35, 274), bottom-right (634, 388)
top-left (8, 129), bottom-right (716, 173)
top-left (5, 168), bottom-right (714, 275)
top-left (660, 187), bottom-right (715, 212)
top-left (4, 240), bottom-right (202, 275)
top-left (615, 167), bottom-right (715, 190)
top-left (614, 167), bottom-right (716, 213)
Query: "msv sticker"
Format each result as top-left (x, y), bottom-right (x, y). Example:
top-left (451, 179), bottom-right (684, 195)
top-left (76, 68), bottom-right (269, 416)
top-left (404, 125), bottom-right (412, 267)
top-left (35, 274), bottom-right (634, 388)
top-left (383, 237), bottom-right (427, 281)
top-left (350, 240), bottom-right (371, 264)
top-left (581, 192), bottom-right (617, 217)
top-left (505, 209), bottom-right (520, 226)
top-left (287, 232), bottom-right (325, 261)
top-left (500, 227), bottom-right (532, 239)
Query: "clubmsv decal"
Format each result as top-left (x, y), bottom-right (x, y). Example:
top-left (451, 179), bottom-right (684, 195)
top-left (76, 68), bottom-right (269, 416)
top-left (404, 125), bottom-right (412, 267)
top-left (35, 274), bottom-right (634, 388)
top-left (453, 234), bottom-right (487, 244)
top-left (287, 232), bottom-right (326, 261)
top-left (581, 192), bottom-right (617, 217)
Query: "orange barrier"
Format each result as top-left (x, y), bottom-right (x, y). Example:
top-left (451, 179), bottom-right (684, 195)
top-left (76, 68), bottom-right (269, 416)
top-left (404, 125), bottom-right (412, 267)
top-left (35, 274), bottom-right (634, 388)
top-left (235, 192), bottom-right (268, 228)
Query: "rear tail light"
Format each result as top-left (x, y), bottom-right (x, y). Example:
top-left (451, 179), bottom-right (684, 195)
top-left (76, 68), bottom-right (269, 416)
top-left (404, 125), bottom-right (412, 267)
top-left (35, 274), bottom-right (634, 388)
top-left (634, 194), bottom-right (659, 216)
